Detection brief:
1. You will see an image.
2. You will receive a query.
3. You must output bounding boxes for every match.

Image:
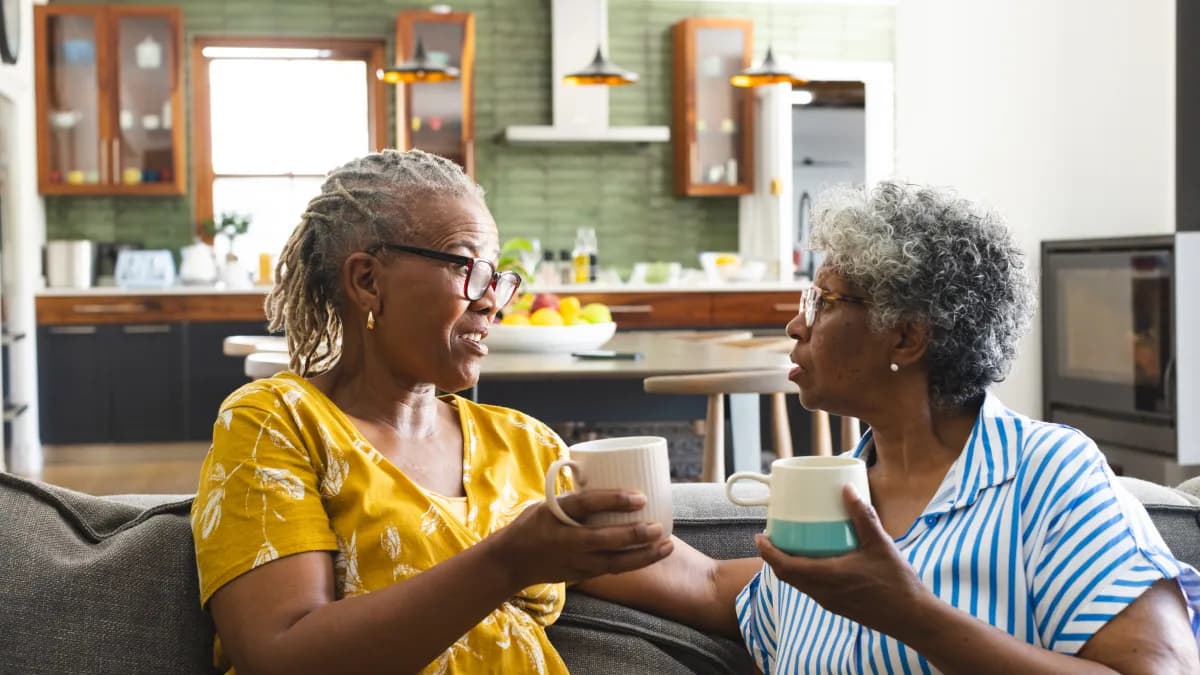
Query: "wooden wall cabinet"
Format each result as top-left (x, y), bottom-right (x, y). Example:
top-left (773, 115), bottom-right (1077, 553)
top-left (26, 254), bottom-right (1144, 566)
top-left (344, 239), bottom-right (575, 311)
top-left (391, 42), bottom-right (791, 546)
top-left (34, 4), bottom-right (185, 196)
top-left (671, 18), bottom-right (754, 197)
top-left (394, 10), bottom-right (475, 176)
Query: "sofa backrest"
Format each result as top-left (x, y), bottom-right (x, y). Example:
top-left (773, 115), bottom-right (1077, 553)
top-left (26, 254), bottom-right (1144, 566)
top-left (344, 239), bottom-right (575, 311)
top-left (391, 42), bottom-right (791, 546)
top-left (0, 473), bottom-right (217, 675)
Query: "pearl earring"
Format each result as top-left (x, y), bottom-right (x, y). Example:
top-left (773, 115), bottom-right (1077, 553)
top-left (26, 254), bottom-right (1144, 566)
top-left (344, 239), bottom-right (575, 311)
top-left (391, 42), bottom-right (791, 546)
top-left (890, 363), bottom-right (899, 372)
top-left (367, 310), bottom-right (376, 331)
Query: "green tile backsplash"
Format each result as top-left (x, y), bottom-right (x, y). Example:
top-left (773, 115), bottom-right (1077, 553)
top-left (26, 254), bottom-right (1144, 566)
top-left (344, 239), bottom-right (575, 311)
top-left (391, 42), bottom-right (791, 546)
top-left (45, 0), bottom-right (892, 268)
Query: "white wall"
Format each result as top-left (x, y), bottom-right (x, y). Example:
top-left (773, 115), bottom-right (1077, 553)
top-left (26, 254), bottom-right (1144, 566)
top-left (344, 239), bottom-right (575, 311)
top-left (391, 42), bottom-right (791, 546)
top-left (0, 0), bottom-right (48, 473)
top-left (894, 0), bottom-right (1174, 416)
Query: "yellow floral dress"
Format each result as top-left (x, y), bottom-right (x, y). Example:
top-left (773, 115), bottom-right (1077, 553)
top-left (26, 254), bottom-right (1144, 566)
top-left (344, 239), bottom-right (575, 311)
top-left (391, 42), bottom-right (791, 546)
top-left (191, 372), bottom-right (573, 674)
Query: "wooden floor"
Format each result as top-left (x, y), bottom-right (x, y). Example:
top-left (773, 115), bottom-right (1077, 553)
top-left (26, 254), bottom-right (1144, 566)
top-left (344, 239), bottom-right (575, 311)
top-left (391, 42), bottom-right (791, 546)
top-left (27, 442), bottom-right (210, 496)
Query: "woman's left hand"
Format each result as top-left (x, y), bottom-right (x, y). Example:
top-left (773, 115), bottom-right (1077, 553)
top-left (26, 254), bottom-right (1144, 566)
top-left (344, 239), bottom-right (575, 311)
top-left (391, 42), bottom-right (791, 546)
top-left (755, 485), bottom-right (932, 638)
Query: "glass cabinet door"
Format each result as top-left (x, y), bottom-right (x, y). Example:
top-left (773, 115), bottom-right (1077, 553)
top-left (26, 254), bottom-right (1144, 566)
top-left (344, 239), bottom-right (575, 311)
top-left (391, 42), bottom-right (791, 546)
top-left (671, 18), bottom-right (754, 196)
top-left (113, 10), bottom-right (180, 191)
top-left (693, 27), bottom-right (749, 189)
top-left (42, 12), bottom-right (104, 188)
top-left (396, 12), bottom-right (475, 177)
top-left (36, 5), bottom-right (184, 194)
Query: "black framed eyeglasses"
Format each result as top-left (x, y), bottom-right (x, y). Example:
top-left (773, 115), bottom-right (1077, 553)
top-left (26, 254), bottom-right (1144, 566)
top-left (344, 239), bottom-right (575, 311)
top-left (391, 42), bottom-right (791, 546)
top-left (800, 285), bottom-right (869, 328)
top-left (369, 243), bottom-right (522, 308)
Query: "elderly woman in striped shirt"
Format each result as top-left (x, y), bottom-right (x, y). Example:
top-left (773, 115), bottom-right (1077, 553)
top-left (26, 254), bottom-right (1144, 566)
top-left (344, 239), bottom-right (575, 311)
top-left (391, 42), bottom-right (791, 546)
top-left (738, 181), bottom-right (1200, 674)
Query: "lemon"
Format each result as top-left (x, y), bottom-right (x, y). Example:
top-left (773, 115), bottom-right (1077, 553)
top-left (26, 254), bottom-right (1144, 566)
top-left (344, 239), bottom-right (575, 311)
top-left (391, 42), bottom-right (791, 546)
top-left (715, 254), bottom-right (738, 266)
top-left (501, 312), bottom-right (531, 326)
top-left (530, 308), bottom-right (565, 326)
top-left (559, 296), bottom-right (581, 315)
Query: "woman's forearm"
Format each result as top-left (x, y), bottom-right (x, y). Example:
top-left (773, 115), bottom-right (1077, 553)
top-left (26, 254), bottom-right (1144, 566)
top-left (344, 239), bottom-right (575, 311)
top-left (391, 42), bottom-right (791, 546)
top-left (896, 595), bottom-right (1117, 675)
top-left (577, 537), bottom-right (760, 638)
top-left (244, 538), bottom-right (521, 675)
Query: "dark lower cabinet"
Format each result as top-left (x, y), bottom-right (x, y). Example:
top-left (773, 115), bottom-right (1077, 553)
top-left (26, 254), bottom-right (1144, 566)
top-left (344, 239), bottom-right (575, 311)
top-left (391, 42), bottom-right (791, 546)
top-left (183, 320), bottom-right (271, 441)
top-left (39, 320), bottom-right (270, 444)
top-left (38, 325), bottom-right (110, 444)
top-left (110, 323), bottom-right (184, 442)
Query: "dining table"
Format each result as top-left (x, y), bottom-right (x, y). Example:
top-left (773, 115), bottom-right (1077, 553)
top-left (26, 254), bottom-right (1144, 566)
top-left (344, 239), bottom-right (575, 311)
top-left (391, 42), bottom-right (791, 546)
top-left (230, 331), bottom-right (793, 474)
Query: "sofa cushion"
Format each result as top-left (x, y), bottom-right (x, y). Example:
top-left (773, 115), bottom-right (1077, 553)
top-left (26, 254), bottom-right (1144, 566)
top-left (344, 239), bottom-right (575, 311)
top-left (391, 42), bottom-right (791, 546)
top-left (1121, 476), bottom-right (1200, 507)
top-left (0, 473), bottom-right (217, 675)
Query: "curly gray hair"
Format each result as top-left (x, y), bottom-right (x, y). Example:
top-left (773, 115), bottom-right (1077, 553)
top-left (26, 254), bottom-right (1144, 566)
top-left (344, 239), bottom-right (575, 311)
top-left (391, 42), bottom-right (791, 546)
top-left (808, 181), bottom-right (1035, 408)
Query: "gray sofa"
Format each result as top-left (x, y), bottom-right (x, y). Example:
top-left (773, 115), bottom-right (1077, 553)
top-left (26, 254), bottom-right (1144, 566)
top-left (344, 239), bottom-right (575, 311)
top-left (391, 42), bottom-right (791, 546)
top-left (2, 473), bottom-right (1199, 675)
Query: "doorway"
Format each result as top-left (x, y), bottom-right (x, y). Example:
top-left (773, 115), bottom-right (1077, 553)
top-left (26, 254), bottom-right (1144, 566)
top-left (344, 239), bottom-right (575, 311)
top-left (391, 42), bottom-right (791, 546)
top-left (790, 81), bottom-right (866, 279)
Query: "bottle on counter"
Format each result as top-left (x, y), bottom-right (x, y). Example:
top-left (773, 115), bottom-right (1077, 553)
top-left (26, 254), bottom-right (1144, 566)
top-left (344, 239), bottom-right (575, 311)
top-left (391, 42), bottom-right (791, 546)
top-left (573, 227), bottom-right (596, 284)
top-left (559, 249), bottom-right (573, 285)
top-left (537, 249), bottom-right (558, 287)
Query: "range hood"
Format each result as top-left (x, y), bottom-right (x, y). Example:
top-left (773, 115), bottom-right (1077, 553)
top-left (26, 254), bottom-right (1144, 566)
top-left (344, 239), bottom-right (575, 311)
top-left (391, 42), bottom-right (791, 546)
top-left (502, 0), bottom-right (669, 144)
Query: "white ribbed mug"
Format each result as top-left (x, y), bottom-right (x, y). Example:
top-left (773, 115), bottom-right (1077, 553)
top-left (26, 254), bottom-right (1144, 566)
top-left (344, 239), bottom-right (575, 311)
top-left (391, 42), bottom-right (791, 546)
top-left (544, 436), bottom-right (673, 537)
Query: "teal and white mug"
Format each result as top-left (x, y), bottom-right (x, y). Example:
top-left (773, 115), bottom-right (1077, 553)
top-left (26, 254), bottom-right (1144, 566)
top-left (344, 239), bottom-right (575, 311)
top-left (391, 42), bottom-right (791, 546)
top-left (725, 456), bottom-right (870, 557)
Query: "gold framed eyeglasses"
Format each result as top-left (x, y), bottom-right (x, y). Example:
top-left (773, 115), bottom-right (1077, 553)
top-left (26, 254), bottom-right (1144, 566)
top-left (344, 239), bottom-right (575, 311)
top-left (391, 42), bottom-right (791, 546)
top-left (800, 285), bottom-right (869, 328)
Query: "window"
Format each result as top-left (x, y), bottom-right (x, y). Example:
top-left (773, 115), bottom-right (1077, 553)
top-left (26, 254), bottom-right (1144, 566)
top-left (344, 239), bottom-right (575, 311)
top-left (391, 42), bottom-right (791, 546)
top-left (192, 38), bottom-right (386, 263)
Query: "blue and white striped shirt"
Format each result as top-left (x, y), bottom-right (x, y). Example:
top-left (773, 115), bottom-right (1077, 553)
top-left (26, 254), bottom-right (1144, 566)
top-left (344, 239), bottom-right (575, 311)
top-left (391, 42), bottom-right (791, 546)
top-left (736, 393), bottom-right (1200, 674)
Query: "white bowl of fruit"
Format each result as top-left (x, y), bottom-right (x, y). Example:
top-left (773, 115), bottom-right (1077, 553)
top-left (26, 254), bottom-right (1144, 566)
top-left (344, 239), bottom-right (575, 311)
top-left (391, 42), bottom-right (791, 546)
top-left (489, 293), bottom-right (616, 353)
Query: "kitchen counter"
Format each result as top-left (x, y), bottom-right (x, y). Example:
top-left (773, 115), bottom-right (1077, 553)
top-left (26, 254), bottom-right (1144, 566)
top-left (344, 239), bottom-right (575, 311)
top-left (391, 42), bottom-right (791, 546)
top-left (35, 285), bottom-right (272, 297)
top-left (35, 280), bottom-right (807, 297)
top-left (35, 283), bottom-right (806, 327)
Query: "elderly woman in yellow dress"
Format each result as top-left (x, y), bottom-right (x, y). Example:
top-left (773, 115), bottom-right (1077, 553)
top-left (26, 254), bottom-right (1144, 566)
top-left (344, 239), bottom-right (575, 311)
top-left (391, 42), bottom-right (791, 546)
top-left (190, 149), bottom-right (759, 675)
top-left (738, 181), bottom-right (1200, 674)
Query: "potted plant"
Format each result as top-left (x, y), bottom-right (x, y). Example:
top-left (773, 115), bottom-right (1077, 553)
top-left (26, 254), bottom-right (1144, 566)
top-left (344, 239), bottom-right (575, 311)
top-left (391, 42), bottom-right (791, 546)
top-left (201, 211), bottom-right (253, 288)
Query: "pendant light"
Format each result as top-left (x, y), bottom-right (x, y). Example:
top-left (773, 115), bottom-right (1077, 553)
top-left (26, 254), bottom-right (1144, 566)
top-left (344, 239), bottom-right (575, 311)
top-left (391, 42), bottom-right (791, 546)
top-left (730, 45), bottom-right (803, 87)
top-left (563, 0), bottom-right (638, 86)
top-left (730, 5), bottom-right (803, 88)
top-left (378, 34), bottom-right (459, 84)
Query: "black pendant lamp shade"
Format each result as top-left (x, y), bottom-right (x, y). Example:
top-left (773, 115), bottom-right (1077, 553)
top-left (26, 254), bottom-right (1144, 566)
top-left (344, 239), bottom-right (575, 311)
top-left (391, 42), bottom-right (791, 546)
top-left (730, 46), bottom-right (803, 88)
top-left (378, 35), bottom-right (460, 84)
top-left (564, 46), bottom-right (638, 86)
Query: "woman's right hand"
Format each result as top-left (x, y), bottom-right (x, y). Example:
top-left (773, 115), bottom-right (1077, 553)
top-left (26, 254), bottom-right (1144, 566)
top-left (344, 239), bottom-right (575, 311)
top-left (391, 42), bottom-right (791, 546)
top-left (488, 490), bottom-right (674, 589)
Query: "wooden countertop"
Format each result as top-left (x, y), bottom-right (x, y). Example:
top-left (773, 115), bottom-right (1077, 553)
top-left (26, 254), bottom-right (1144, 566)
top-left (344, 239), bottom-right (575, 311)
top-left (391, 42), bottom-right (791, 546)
top-left (36, 285), bottom-right (805, 327)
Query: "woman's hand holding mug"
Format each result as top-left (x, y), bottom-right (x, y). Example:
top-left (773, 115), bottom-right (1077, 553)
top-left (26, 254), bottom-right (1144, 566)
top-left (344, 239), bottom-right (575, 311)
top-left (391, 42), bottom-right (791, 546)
top-left (493, 436), bottom-right (676, 588)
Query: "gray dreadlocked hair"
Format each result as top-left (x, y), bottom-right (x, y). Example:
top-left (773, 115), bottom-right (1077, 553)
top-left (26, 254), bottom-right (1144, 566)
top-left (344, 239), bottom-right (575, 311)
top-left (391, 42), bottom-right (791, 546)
top-left (264, 149), bottom-right (485, 376)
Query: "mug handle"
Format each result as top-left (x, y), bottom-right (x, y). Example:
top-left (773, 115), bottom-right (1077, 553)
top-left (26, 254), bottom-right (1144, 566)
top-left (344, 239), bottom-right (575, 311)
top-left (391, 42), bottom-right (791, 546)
top-left (725, 472), bottom-right (771, 507)
top-left (544, 459), bottom-right (586, 527)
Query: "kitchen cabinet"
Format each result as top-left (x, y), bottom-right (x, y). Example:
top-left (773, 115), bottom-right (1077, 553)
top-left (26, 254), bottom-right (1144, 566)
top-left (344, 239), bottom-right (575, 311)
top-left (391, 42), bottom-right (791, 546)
top-left (36, 317), bottom-right (268, 444)
top-left (34, 4), bottom-right (185, 195)
top-left (110, 322), bottom-right (184, 441)
top-left (711, 291), bottom-right (800, 328)
top-left (183, 320), bottom-right (271, 441)
top-left (37, 325), bottom-right (109, 444)
top-left (394, 10), bottom-right (475, 176)
top-left (38, 322), bottom-right (183, 444)
top-left (671, 18), bottom-right (754, 197)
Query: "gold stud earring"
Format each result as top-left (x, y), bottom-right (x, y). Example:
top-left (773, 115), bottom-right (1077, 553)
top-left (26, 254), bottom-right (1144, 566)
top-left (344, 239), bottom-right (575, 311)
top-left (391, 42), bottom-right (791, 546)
top-left (367, 310), bottom-right (376, 331)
